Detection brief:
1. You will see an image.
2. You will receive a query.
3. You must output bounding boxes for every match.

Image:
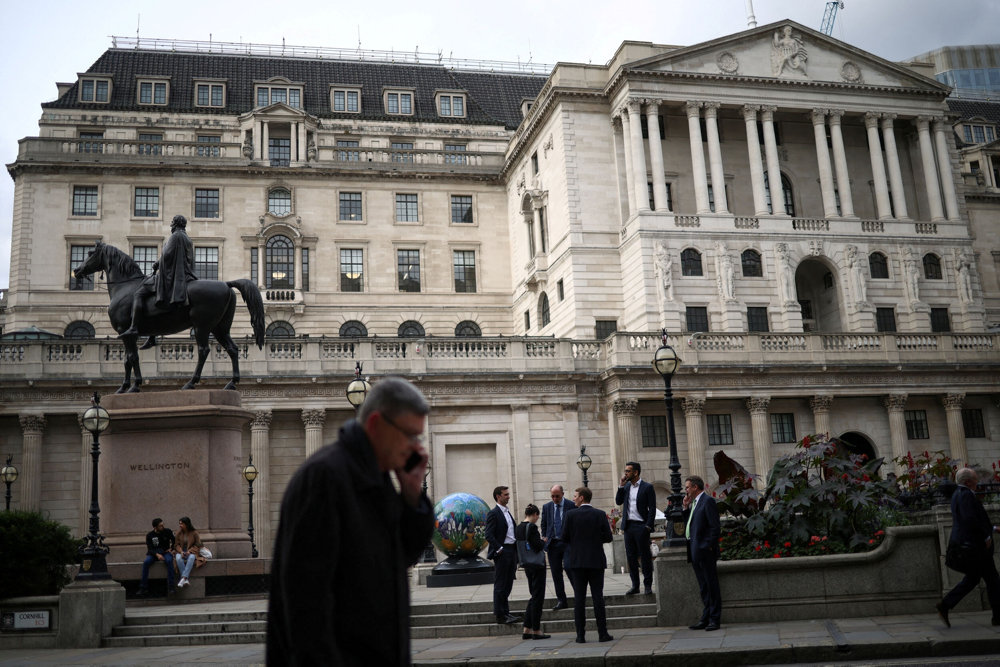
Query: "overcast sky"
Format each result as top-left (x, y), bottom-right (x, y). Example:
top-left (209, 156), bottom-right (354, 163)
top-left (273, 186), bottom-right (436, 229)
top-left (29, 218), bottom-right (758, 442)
top-left (1, 0), bottom-right (998, 290)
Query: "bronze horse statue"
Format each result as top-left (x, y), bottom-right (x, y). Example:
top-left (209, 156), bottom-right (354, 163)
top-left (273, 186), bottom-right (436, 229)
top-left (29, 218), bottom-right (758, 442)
top-left (72, 241), bottom-right (265, 393)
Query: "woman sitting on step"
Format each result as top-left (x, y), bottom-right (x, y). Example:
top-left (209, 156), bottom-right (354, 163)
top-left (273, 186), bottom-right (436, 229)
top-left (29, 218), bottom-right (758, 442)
top-left (174, 516), bottom-right (205, 588)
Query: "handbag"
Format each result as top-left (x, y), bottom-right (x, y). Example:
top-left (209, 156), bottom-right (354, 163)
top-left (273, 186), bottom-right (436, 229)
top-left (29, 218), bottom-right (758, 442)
top-left (945, 542), bottom-right (977, 575)
top-left (199, 546), bottom-right (213, 559)
top-left (516, 538), bottom-right (545, 568)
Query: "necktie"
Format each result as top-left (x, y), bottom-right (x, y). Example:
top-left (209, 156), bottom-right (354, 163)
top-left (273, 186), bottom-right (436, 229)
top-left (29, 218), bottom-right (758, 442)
top-left (554, 504), bottom-right (562, 536)
top-left (685, 498), bottom-right (698, 539)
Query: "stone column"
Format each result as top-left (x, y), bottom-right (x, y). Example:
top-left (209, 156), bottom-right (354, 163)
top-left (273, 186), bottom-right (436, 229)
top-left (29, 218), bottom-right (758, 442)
top-left (294, 243), bottom-right (304, 292)
top-left (811, 109), bottom-right (838, 218)
top-left (682, 396), bottom-right (707, 480)
top-left (18, 414), bottom-right (46, 511)
top-left (686, 102), bottom-right (711, 214)
top-left (619, 111), bottom-right (637, 216)
top-left (250, 410), bottom-right (273, 558)
top-left (916, 116), bottom-right (945, 222)
top-left (611, 117), bottom-right (631, 220)
top-left (262, 123), bottom-right (270, 163)
top-left (743, 105), bottom-right (768, 216)
top-left (828, 110), bottom-right (855, 217)
top-left (746, 397), bottom-right (771, 480)
top-left (301, 408), bottom-right (326, 459)
top-left (809, 395), bottom-right (834, 438)
top-left (78, 418), bottom-right (95, 536)
top-left (880, 115), bottom-right (908, 219)
top-left (253, 121), bottom-right (262, 161)
top-left (531, 206), bottom-right (544, 256)
top-left (256, 238), bottom-right (266, 290)
top-left (297, 122), bottom-right (307, 162)
top-left (626, 100), bottom-right (651, 212)
top-left (883, 394), bottom-right (908, 471)
top-left (613, 399), bottom-right (640, 477)
top-left (704, 102), bottom-right (729, 213)
top-left (934, 118), bottom-right (960, 220)
top-left (645, 100), bottom-right (669, 212)
top-left (942, 393), bottom-right (968, 466)
top-left (865, 112), bottom-right (892, 220)
top-left (289, 122), bottom-right (297, 163)
top-left (760, 106), bottom-right (785, 216)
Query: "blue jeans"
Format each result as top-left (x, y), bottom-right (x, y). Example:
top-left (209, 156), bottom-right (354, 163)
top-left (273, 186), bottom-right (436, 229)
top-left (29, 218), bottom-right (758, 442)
top-left (140, 552), bottom-right (174, 588)
top-left (175, 552), bottom-right (197, 578)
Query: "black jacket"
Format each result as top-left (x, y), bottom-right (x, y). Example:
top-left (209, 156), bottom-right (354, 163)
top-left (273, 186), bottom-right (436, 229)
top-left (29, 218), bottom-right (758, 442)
top-left (683, 492), bottom-right (721, 563)
top-left (562, 504), bottom-right (612, 570)
top-left (515, 521), bottom-right (545, 571)
top-left (949, 485), bottom-right (993, 549)
top-left (145, 528), bottom-right (174, 555)
top-left (615, 480), bottom-right (657, 531)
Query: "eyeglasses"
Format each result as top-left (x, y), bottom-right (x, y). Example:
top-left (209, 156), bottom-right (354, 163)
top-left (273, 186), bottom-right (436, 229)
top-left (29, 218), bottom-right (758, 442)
top-left (381, 413), bottom-right (425, 444)
top-left (551, 494), bottom-right (561, 498)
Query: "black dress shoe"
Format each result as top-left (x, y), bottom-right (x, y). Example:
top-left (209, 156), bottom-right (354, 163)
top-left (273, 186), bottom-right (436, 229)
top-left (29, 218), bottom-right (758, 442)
top-left (532, 633), bottom-right (552, 640)
top-left (598, 634), bottom-right (614, 642)
top-left (552, 600), bottom-right (568, 611)
top-left (705, 623), bottom-right (721, 631)
top-left (575, 636), bottom-right (586, 643)
top-left (935, 602), bottom-right (951, 628)
top-left (500, 614), bottom-right (520, 624)
top-left (135, 588), bottom-right (148, 597)
top-left (522, 633), bottom-right (533, 640)
top-left (625, 587), bottom-right (640, 595)
top-left (644, 587), bottom-right (653, 595)
top-left (689, 621), bottom-right (708, 630)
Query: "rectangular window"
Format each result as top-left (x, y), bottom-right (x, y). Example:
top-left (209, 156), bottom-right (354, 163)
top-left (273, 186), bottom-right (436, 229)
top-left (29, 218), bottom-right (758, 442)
top-left (301, 247), bottom-right (309, 292)
top-left (962, 409), bottom-right (985, 438)
top-left (332, 89), bottom-right (360, 112)
top-left (930, 308), bottom-right (951, 333)
top-left (524, 310), bottom-right (530, 331)
top-left (595, 320), bottom-right (618, 340)
top-left (340, 248), bottom-right (363, 292)
top-left (79, 78), bottom-right (110, 103)
top-left (876, 307), bottom-right (897, 332)
top-left (78, 131), bottom-right (104, 154)
top-left (196, 83), bottom-right (225, 107)
top-left (451, 195), bottom-right (473, 223)
top-left (391, 141), bottom-right (414, 163)
top-left (557, 279), bottom-right (564, 301)
top-left (194, 247), bottom-right (219, 280)
top-left (132, 246), bottom-right (158, 275)
top-left (453, 250), bottom-right (477, 293)
top-left (640, 415), bottom-right (667, 448)
top-left (531, 151), bottom-right (539, 174)
top-left (70, 246), bottom-right (95, 290)
top-left (197, 135), bottom-right (221, 158)
top-left (386, 92), bottom-right (413, 115)
top-left (439, 94), bottom-right (465, 117)
top-left (194, 188), bottom-right (220, 219)
top-left (444, 143), bottom-right (467, 165)
top-left (747, 306), bottom-right (769, 333)
top-left (904, 410), bottom-right (930, 439)
top-left (770, 413), bottom-right (795, 443)
top-left (138, 133), bottom-right (163, 156)
top-left (707, 414), bottom-right (734, 446)
top-left (139, 81), bottom-right (167, 105)
top-left (686, 306), bottom-right (709, 332)
top-left (339, 192), bottom-right (362, 221)
top-left (133, 187), bottom-right (160, 217)
top-left (337, 139), bottom-right (360, 161)
top-left (395, 193), bottom-right (418, 222)
top-left (397, 249), bottom-right (421, 292)
top-left (269, 138), bottom-right (290, 166)
top-left (72, 185), bottom-right (98, 216)
top-left (250, 247), bottom-right (258, 285)
top-left (256, 86), bottom-right (302, 108)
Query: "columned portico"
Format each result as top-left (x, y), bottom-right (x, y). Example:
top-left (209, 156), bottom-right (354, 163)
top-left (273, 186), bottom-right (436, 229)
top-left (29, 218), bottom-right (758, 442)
top-left (934, 118), bottom-right (960, 220)
top-left (760, 106), bottom-right (786, 217)
top-left (827, 110), bottom-right (855, 217)
top-left (881, 115), bottom-right (909, 219)
top-left (942, 393), bottom-right (968, 465)
top-left (883, 394), bottom-right (908, 471)
top-left (613, 399), bottom-right (640, 476)
top-left (682, 396), bottom-right (707, 480)
top-left (916, 116), bottom-right (945, 221)
top-left (809, 395), bottom-right (834, 438)
top-left (811, 109), bottom-right (838, 218)
top-left (611, 118), bottom-right (630, 220)
top-left (645, 100), bottom-right (669, 212)
top-left (746, 397), bottom-right (771, 478)
top-left (704, 102), bottom-right (728, 214)
top-left (18, 414), bottom-right (45, 511)
top-left (250, 410), bottom-right (273, 558)
top-left (865, 112), bottom-right (892, 220)
top-left (301, 408), bottom-right (326, 458)
top-left (686, 101), bottom-right (711, 214)
top-left (618, 110), bottom-right (637, 216)
top-left (626, 100), bottom-right (651, 212)
top-left (743, 105), bottom-right (768, 216)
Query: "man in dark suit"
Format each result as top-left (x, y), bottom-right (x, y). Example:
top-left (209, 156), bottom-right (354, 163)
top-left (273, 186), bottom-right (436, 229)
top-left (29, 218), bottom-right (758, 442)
top-left (682, 475), bottom-right (722, 631)
top-left (936, 467), bottom-right (1000, 627)
top-left (615, 461), bottom-right (657, 595)
top-left (540, 483), bottom-right (575, 610)
top-left (485, 485), bottom-right (521, 625)
top-left (561, 486), bottom-right (614, 643)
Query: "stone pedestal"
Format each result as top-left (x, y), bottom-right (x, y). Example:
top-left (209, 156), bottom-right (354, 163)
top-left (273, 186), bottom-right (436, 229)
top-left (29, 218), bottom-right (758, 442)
top-left (100, 390), bottom-right (254, 562)
top-left (57, 579), bottom-right (125, 648)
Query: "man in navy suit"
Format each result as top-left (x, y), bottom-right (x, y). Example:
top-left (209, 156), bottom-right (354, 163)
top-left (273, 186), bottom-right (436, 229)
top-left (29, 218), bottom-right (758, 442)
top-left (936, 467), bottom-right (1000, 627)
top-left (682, 475), bottom-right (722, 631)
top-left (561, 486), bottom-right (614, 643)
top-left (485, 485), bottom-right (521, 625)
top-left (540, 484), bottom-right (575, 610)
top-left (615, 461), bottom-right (657, 595)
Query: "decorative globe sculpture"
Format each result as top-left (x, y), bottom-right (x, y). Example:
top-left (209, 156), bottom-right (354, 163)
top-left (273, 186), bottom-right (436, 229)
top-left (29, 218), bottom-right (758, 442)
top-left (432, 492), bottom-right (490, 557)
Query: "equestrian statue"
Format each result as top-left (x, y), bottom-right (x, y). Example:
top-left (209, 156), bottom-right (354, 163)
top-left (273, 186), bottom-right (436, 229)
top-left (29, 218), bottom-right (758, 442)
top-left (72, 214), bottom-right (265, 393)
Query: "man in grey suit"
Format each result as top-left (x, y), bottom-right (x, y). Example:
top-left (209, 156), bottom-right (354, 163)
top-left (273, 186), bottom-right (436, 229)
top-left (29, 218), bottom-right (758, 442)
top-left (682, 475), bottom-right (722, 631)
top-left (561, 486), bottom-right (614, 644)
top-left (540, 484), bottom-right (575, 610)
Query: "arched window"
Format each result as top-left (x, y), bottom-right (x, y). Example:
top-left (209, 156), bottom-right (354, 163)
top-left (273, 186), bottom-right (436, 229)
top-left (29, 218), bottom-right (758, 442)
top-left (265, 235), bottom-right (294, 289)
top-left (455, 321), bottom-right (482, 337)
top-left (64, 321), bottom-right (95, 339)
top-left (538, 293), bottom-right (551, 327)
top-left (681, 248), bottom-right (703, 276)
top-left (266, 321), bottom-right (295, 338)
top-left (398, 321), bottom-right (425, 338)
top-left (868, 252), bottom-right (889, 279)
top-left (268, 187), bottom-right (292, 216)
top-left (339, 321), bottom-right (368, 337)
top-left (741, 249), bottom-right (762, 277)
top-left (923, 253), bottom-right (942, 280)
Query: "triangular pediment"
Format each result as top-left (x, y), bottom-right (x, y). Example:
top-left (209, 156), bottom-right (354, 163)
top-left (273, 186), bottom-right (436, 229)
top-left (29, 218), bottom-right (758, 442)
top-left (240, 102), bottom-right (314, 123)
top-left (626, 20), bottom-right (949, 93)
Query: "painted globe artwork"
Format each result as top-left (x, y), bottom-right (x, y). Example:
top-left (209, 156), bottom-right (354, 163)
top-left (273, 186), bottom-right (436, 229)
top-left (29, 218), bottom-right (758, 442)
top-left (432, 492), bottom-right (490, 557)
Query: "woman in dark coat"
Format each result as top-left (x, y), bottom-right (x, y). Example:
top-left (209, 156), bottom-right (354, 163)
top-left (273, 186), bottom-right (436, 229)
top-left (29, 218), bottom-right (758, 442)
top-left (515, 504), bottom-right (550, 639)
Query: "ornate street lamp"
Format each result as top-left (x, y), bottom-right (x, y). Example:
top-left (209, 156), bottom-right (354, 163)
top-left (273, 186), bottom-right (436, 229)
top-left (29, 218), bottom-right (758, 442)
top-left (77, 392), bottom-right (111, 580)
top-left (576, 446), bottom-right (592, 488)
top-left (1, 455), bottom-right (18, 511)
top-left (346, 362), bottom-right (371, 412)
top-left (242, 455), bottom-right (259, 558)
top-left (652, 329), bottom-right (686, 547)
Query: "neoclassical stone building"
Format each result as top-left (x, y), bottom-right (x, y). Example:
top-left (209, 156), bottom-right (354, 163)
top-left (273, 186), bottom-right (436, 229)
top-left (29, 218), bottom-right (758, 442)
top-left (2, 21), bottom-right (998, 558)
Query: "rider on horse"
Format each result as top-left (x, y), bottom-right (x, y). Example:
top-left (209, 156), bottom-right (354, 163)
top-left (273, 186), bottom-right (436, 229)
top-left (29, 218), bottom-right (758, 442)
top-left (119, 214), bottom-right (199, 348)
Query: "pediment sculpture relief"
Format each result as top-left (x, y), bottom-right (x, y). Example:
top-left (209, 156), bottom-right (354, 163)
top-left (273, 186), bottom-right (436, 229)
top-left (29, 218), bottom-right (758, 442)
top-left (771, 26), bottom-right (808, 77)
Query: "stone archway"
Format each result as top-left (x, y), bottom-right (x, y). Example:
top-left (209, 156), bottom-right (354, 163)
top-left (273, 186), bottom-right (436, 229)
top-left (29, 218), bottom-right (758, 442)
top-left (836, 431), bottom-right (882, 475)
top-left (794, 257), bottom-right (844, 332)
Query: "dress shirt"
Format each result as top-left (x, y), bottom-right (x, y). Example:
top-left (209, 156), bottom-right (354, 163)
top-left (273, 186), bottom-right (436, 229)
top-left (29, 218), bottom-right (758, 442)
top-left (627, 480), bottom-right (643, 522)
top-left (501, 505), bottom-right (516, 544)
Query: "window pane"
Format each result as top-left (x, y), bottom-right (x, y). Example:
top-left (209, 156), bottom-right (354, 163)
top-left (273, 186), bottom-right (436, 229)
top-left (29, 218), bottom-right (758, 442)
top-left (96, 80), bottom-right (108, 102)
top-left (339, 192), bottom-right (362, 221)
top-left (197, 135), bottom-right (221, 158)
top-left (451, 195), bottom-right (473, 223)
top-left (747, 307), bottom-right (769, 332)
top-left (869, 252), bottom-right (888, 279)
top-left (395, 193), bottom-right (418, 221)
top-left (875, 308), bottom-right (897, 332)
top-left (539, 293), bottom-right (550, 326)
top-left (197, 84), bottom-right (209, 106)
top-left (301, 247), bottom-right (309, 291)
top-left (398, 249), bottom-right (421, 292)
top-left (337, 139), bottom-right (359, 161)
top-left (140, 82), bottom-right (152, 104)
top-left (930, 308), bottom-right (951, 333)
top-left (81, 80), bottom-right (94, 101)
top-left (334, 90), bottom-right (345, 111)
top-left (595, 320), bottom-right (618, 339)
top-left (347, 91), bottom-right (358, 112)
top-left (453, 97), bottom-right (463, 116)
top-left (453, 250), bottom-right (476, 293)
top-left (387, 93), bottom-right (398, 114)
top-left (741, 250), bottom-right (762, 277)
top-left (154, 83), bottom-right (166, 104)
top-left (138, 133), bottom-right (163, 156)
top-left (272, 88), bottom-right (287, 104)
top-left (340, 248), bottom-right (363, 292)
top-left (707, 414), bottom-right (733, 446)
top-left (640, 415), bottom-right (667, 447)
top-left (288, 89), bottom-right (300, 108)
top-left (400, 93), bottom-right (412, 114)
top-left (211, 85), bottom-right (224, 106)
top-left (391, 141), bottom-right (414, 163)
top-left (194, 188), bottom-right (219, 218)
top-left (134, 187), bottom-right (159, 217)
top-left (194, 247), bottom-right (219, 280)
top-left (265, 235), bottom-right (294, 289)
top-left (133, 246), bottom-right (158, 275)
top-left (770, 413), bottom-right (795, 443)
top-left (681, 249), bottom-right (703, 276)
top-left (686, 306), bottom-right (709, 332)
top-left (904, 410), bottom-right (929, 439)
top-left (962, 409), bottom-right (985, 438)
top-left (257, 88), bottom-right (269, 107)
top-left (923, 254), bottom-right (942, 279)
top-left (440, 96), bottom-right (451, 116)
top-left (268, 188), bottom-right (292, 215)
top-left (445, 144), bottom-right (467, 165)
top-left (268, 138), bottom-right (290, 167)
top-left (73, 186), bottom-right (99, 216)
top-left (70, 246), bottom-right (95, 290)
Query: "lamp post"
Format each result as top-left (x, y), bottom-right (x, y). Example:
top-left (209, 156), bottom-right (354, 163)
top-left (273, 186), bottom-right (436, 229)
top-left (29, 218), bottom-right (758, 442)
top-left (346, 362), bottom-right (371, 412)
top-left (242, 455), bottom-right (259, 558)
top-left (576, 446), bottom-right (592, 488)
top-left (652, 329), bottom-right (685, 547)
top-left (78, 392), bottom-right (111, 580)
top-left (1, 455), bottom-right (17, 511)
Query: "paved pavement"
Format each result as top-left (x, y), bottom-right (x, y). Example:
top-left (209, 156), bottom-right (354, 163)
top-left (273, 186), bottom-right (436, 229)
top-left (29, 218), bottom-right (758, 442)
top-left (3, 573), bottom-right (1000, 665)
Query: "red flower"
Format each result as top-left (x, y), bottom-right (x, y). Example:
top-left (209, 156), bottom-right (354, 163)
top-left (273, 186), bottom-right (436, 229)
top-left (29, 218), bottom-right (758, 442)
top-left (868, 539), bottom-right (875, 545)
top-left (841, 473), bottom-right (849, 480)
top-left (755, 545), bottom-right (762, 551)
top-left (874, 530), bottom-right (884, 537)
top-left (802, 435), bottom-right (811, 447)
top-left (764, 541), bottom-right (771, 548)
top-left (784, 541), bottom-right (791, 548)
top-left (773, 553), bottom-right (782, 558)
top-left (863, 474), bottom-right (871, 482)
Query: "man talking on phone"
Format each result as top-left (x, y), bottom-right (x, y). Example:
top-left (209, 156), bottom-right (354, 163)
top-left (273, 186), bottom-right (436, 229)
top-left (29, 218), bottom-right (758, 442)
top-left (267, 377), bottom-right (434, 666)
top-left (615, 461), bottom-right (657, 595)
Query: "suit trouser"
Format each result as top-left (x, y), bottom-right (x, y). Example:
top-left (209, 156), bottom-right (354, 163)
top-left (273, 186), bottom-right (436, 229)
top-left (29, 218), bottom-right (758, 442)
top-left (570, 567), bottom-right (608, 638)
top-left (691, 553), bottom-right (722, 624)
top-left (523, 566), bottom-right (546, 630)
top-left (623, 523), bottom-right (653, 589)
top-left (547, 540), bottom-right (569, 603)
top-left (942, 548), bottom-right (1000, 614)
top-left (493, 546), bottom-right (517, 617)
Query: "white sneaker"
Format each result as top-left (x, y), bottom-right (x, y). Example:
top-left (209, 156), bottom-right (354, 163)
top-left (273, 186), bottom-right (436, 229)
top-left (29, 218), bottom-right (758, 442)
top-left (178, 577), bottom-right (189, 588)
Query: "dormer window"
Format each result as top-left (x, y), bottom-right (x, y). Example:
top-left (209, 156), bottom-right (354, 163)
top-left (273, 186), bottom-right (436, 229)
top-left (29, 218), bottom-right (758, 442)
top-left (437, 93), bottom-right (466, 118)
top-left (385, 90), bottom-right (413, 115)
top-left (195, 80), bottom-right (226, 108)
top-left (256, 82), bottom-right (303, 109)
top-left (79, 76), bottom-right (111, 104)
top-left (330, 86), bottom-right (361, 113)
top-left (963, 123), bottom-right (996, 144)
top-left (137, 79), bottom-right (169, 106)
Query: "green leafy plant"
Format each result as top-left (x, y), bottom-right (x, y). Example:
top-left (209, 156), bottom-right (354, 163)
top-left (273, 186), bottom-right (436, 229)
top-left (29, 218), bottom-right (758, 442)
top-left (0, 510), bottom-right (79, 598)
top-left (892, 450), bottom-right (957, 509)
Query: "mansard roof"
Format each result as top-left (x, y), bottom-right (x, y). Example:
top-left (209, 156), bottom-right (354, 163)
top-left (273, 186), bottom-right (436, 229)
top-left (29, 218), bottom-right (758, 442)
top-left (948, 99), bottom-right (1000, 125)
top-left (43, 48), bottom-right (547, 130)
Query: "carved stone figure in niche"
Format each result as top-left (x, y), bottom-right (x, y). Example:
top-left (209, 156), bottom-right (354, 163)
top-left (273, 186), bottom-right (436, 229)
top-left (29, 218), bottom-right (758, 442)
top-left (903, 248), bottom-right (921, 303)
top-left (776, 243), bottom-right (796, 304)
top-left (654, 241), bottom-right (674, 302)
top-left (242, 135), bottom-right (254, 159)
top-left (306, 138), bottom-right (317, 162)
top-left (771, 26), bottom-right (808, 77)
top-left (957, 257), bottom-right (974, 304)
top-left (715, 242), bottom-right (736, 302)
top-left (846, 245), bottom-right (868, 303)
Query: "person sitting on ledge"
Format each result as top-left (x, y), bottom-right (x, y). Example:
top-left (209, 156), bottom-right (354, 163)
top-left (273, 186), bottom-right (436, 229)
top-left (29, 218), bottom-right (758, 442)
top-left (137, 517), bottom-right (175, 597)
top-left (174, 516), bottom-right (204, 588)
